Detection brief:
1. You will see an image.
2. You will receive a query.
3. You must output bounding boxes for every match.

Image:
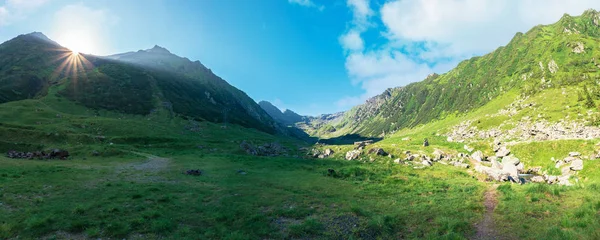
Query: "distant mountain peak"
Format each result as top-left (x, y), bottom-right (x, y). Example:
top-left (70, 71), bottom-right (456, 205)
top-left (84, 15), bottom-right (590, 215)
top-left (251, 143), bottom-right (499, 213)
top-left (146, 45), bottom-right (171, 54)
top-left (22, 31), bottom-right (60, 47)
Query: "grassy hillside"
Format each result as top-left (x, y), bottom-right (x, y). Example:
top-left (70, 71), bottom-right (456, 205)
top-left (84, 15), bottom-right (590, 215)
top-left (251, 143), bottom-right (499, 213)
top-left (0, 88), bottom-right (487, 239)
top-left (318, 9), bottom-right (600, 138)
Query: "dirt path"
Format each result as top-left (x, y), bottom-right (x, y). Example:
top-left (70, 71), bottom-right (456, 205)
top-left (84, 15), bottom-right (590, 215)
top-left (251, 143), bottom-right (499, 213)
top-left (114, 152), bottom-right (173, 183)
top-left (472, 184), bottom-right (500, 240)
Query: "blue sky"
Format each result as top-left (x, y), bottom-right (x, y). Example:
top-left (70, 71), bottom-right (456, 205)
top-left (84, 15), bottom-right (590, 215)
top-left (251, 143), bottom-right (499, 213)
top-left (1, 0), bottom-right (600, 116)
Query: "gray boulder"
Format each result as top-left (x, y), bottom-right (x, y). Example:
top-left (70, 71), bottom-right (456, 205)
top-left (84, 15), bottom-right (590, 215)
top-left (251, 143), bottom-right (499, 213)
top-left (495, 146), bottom-right (510, 157)
top-left (569, 152), bottom-right (581, 157)
top-left (570, 159), bottom-right (584, 171)
top-left (345, 150), bottom-right (361, 160)
top-left (472, 150), bottom-right (485, 162)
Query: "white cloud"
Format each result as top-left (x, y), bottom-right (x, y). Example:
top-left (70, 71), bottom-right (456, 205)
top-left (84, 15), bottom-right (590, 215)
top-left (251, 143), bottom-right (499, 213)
top-left (339, 30), bottom-right (364, 51)
top-left (50, 3), bottom-right (118, 55)
top-left (0, 0), bottom-right (49, 25)
top-left (337, 0), bottom-right (600, 110)
top-left (381, 0), bottom-right (600, 59)
top-left (288, 0), bottom-right (325, 11)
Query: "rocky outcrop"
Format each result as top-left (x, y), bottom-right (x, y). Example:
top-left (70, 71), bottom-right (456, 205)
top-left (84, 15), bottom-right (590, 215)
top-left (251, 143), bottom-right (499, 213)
top-left (367, 148), bottom-right (387, 156)
top-left (6, 149), bottom-right (69, 160)
top-left (345, 150), bottom-right (361, 160)
top-left (548, 60), bottom-right (559, 74)
top-left (240, 141), bottom-right (287, 156)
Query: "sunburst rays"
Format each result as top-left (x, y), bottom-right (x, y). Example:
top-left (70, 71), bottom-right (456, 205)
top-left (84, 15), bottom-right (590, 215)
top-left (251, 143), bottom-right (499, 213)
top-left (49, 47), bottom-right (94, 83)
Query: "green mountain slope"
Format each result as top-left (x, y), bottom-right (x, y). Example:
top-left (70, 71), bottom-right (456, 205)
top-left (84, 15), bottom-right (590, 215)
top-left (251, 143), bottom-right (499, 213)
top-left (318, 9), bottom-right (600, 138)
top-left (0, 33), bottom-right (279, 134)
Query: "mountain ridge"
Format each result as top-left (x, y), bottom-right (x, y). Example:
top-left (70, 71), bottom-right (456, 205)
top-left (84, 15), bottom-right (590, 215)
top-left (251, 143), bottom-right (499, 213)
top-left (0, 32), bottom-right (281, 134)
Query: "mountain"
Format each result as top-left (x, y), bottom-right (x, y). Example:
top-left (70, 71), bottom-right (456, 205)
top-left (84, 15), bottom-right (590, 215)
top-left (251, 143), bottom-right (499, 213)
top-left (0, 32), bottom-right (280, 134)
top-left (258, 101), bottom-right (304, 125)
top-left (312, 9), bottom-right (600, 138)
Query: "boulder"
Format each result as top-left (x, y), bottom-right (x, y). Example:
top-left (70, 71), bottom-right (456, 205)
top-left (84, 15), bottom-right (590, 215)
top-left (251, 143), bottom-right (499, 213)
top-left (502, 162), bottom-right (519, 180)
top-left (432, 149), bottom-right (446, 161)
top-left (393, 158), bottom-right (401, 164)
top-left (421, 160), bottom-right (433, 166)
top-left (558, 175), bottom-right (572, 186)
top-left (345, 150), bottom-right (361, 160)
top-left (495, 146), bottom-right (510, 157)
top-left (526, 166), bottom-right (542, 174)
top-left (516, 162), bottom-right (524, 173)
top-left (491, 157), bottom-right (503, 170)
top-left (555, 160), bottom-right (565, 169)
top-left (563, 156), bottom-right (578, 163)
top-left (368, 148), bottom-right (387, 156)
top-left (531, 176), bottom-right (545, 183)
top-left (423, 138), bottom-right (429, 147)
top-left (475, 165), bottom-right (509, 181)
top-left (472, 150), bottom-right (485, 162)
top-left (185, 169), bottom-right (203, 176)
top-left (324, 148), bottom-right (335, 157)
top-left (569, 152), bottom-right (581, 157)
top-left (502, 156), bottom-right (520, 166)
top-left (546, 175), bottom-right (558, 184)
top-left (570, 159), bottom-right (584, 171)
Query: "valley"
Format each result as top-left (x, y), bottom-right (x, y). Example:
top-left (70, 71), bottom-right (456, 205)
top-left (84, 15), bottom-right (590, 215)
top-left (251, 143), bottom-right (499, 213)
top-left (2, 8), bottom-right (600, 240)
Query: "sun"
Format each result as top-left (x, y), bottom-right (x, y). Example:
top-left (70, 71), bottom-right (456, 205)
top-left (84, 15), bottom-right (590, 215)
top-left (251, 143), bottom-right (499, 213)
top-left (56, 31), bottom-right (97, 55)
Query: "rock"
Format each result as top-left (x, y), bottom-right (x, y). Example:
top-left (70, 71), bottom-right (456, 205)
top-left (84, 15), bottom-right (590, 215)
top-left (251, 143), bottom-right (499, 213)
top-left (569, 152), bottom-right (581, 157)
top-left (558, 175), bottom-right (572, 186)
top-left (516, 162), bottom-right (524, 173)
top-left (570, 159), bottom-right (584, 171)
top-left (324, 148), bottom-right (335, 157)
top-left (546, 175), bottom-right (558, 184)
top-left (345, 150), bottom-right (361, 160)
top-left (502, 156), bottom-right (520, 166)
top-left (561, 166), bottom-right (572, 176)
top-left (548, 60), bottom-right (559, 74)
top-left (526, 166), bottom-right (542, 174)
top-left (472, 150), bottom-right (485, 162)
top-left (572, 42), bottom-right (585, 54)
top-left (491, 157), bottom-right (503, 170)
top-left (495, 146), bottom-right (510, 157)
top-left (393, 158), bottom-right (401, 164)
top-left (402, 137), bottom-right (410, 141)
top-left (240, 141), bottom-right (287, 157)
top-left (421, 160), bottom-right (433, 166)
top-left (432, 149), bottom-right (446, 161)
top-left (531, 176), bottom-right (545, 183)
top-left (563, 156), bottom-right (578, 163)
top-left (423, 138), bottom-right (429, 147)
top-left (475, 165), bottom-right (509, 181)
top-left (555, 160), bottom-right (565, 169)
top-left (309, 149), bottom-right (321, 158)
top-left (368, 148), bottom-right (387, 156)
top-left (463, 145), bottom-right (474, 153)
top-left (185, 169), bottom-right (202, 176)
top-left (237, 170), bottom-right (247, 175)
top-left (492, 141), bottom-right (502, 152)
top-left (502, 162), bottom-right (519, 180)
top-left (406, 154), bottom-right (416, 161)
top-left (318, 154), bottom-right (326, 159)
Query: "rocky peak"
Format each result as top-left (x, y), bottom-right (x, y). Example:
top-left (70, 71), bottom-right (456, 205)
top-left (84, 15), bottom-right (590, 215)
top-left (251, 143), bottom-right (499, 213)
top-left (146, 45), bottom-right (171, 54)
